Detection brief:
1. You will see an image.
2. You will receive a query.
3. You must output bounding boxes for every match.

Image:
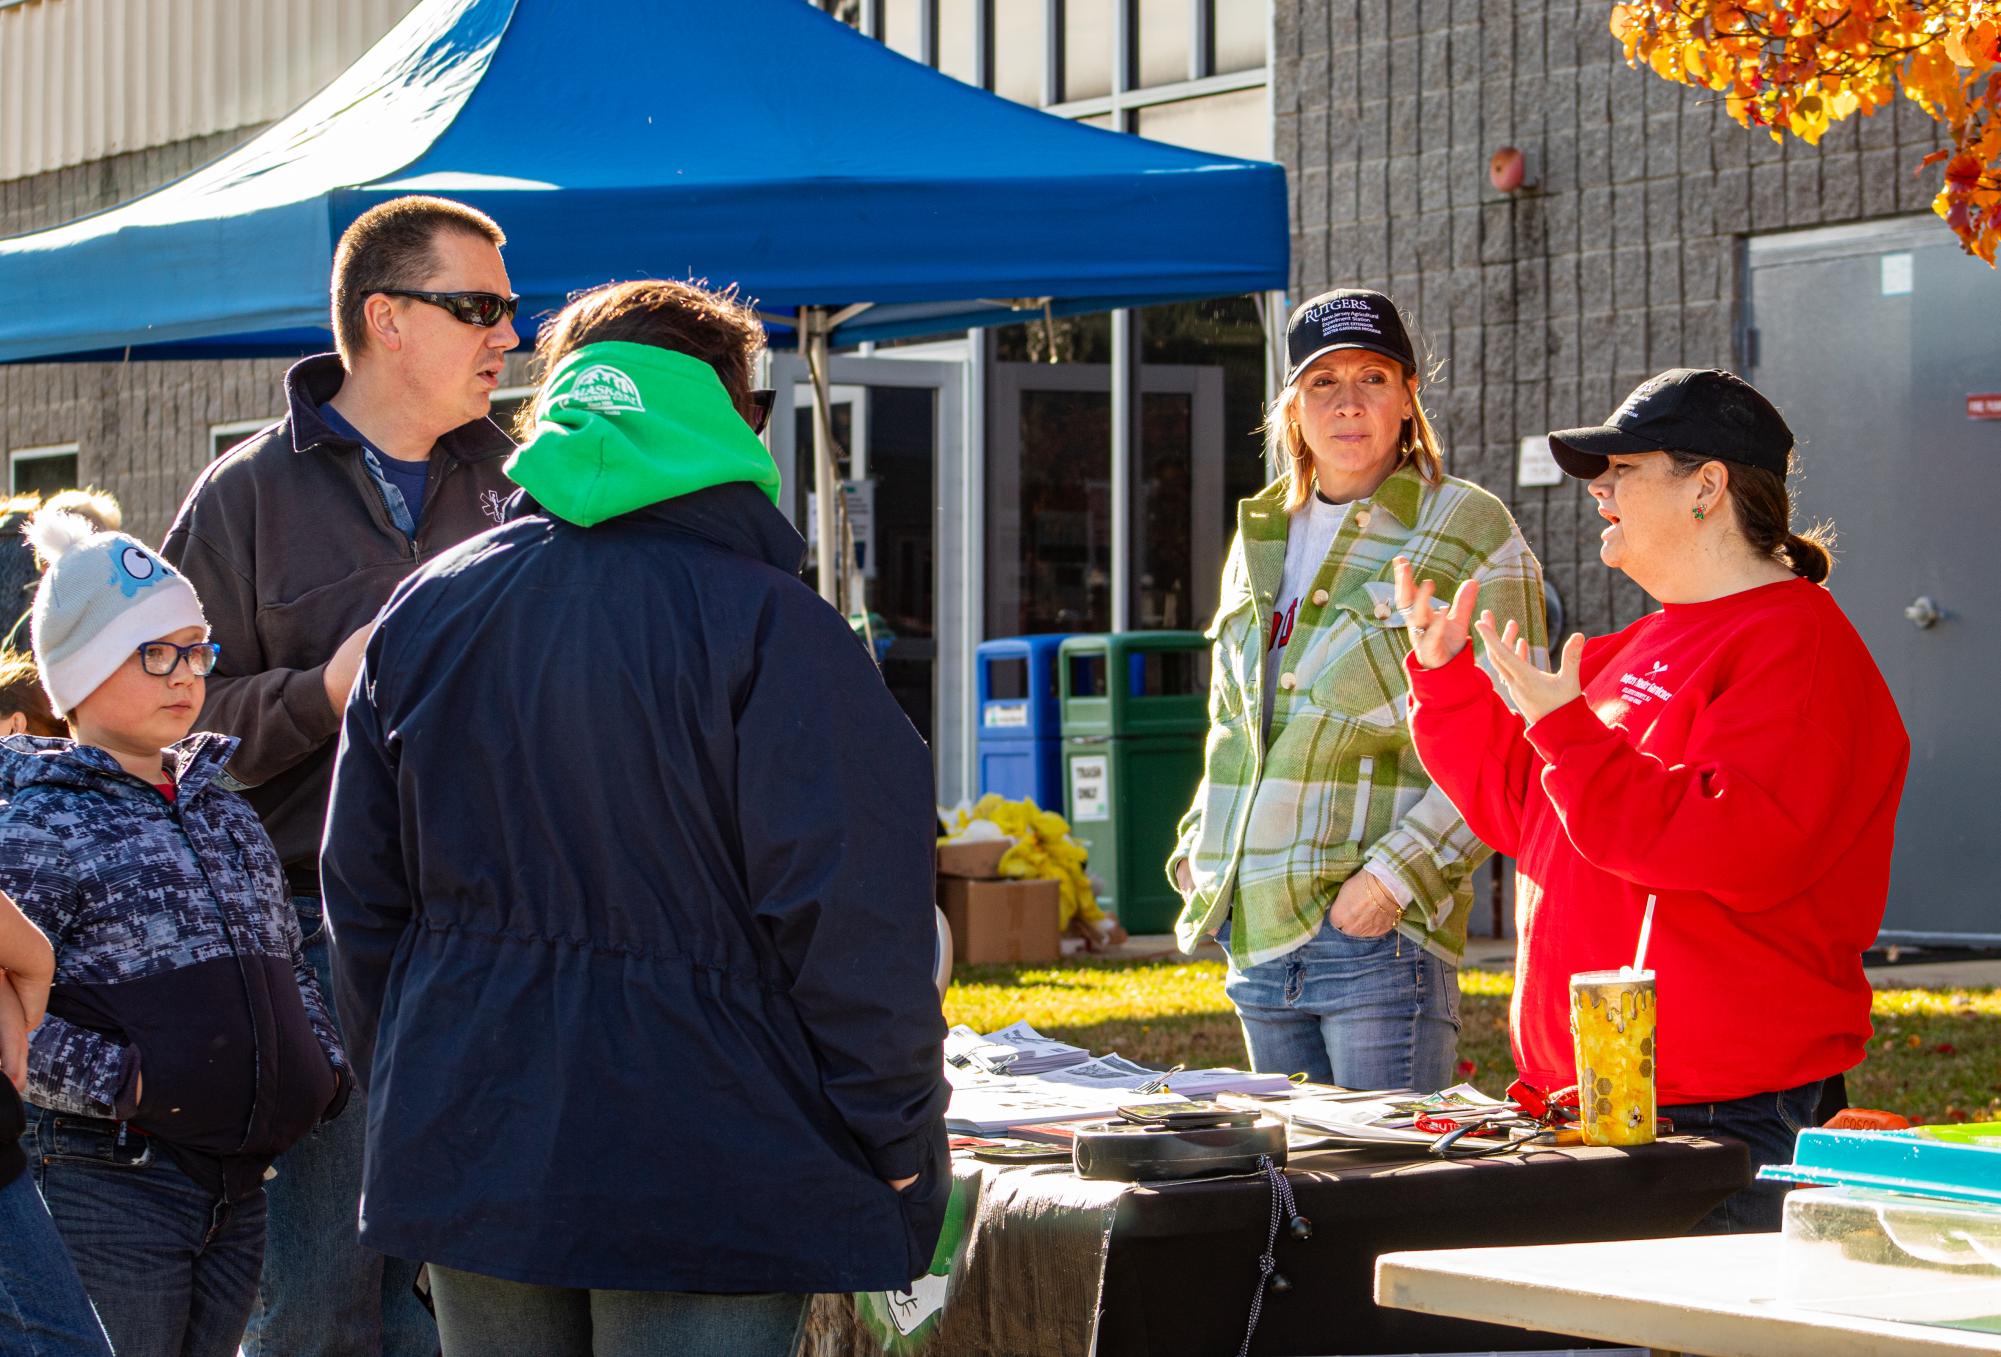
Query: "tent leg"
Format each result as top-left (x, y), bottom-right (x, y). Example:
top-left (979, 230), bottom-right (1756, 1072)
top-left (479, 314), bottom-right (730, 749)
top-left (803, 309), bottom-right (842, 609)
top-left (1260, 289), bottom-right (1287, 403)
top-left (1110, 307), bottom-right (1135, 633)
top-left (1258, 289), bottom-right (1289, 480)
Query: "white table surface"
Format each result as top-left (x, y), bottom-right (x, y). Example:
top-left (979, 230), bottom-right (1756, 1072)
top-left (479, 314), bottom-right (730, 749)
top-left (1374, 1233), bottom-right (2001, 1357)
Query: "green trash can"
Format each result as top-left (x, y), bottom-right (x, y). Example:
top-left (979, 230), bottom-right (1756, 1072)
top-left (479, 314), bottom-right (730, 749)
top-left (1058, 631), bottom-right (1208, 936)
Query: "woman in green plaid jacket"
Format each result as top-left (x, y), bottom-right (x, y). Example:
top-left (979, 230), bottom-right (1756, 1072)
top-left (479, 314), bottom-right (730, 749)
top-left (1167, 289), bottom-right (1547, 1091)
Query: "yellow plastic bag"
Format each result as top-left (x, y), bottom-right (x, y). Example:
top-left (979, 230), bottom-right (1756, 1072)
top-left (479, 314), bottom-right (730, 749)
top-left (938, 794), bottom-right (1106, 933)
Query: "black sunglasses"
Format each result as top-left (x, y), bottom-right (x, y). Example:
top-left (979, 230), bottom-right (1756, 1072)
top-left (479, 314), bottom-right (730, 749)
top-left (747, 388), bottom-right (774, 436)
top-left (372, 289), bottom-right (520, 328)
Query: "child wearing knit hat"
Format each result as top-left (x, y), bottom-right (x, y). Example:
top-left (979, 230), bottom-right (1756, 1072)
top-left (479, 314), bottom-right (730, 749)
top-left (26, 509), bottom-right (212, 774)
top-left (0, 510), bottom-right (350, 1357)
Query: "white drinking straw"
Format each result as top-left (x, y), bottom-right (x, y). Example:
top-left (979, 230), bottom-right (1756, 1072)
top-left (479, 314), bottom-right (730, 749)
top-left (1629, 894), bottom-right (1658, 976)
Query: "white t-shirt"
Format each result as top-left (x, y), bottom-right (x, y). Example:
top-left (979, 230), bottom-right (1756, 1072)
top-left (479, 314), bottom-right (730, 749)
top-left (1262, 493), bottom-right (1346, 738)
top-left (1256, 490), bottom-right (1414, 910)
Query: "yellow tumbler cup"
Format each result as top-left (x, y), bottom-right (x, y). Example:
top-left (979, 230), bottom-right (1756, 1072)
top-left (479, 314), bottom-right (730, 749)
top-left (1570, 969), bottom-right (1657, 1147)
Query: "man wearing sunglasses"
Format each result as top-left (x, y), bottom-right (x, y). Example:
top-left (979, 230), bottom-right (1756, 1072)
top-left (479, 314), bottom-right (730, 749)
top-left (161, 194), bottom-right (520, 1357)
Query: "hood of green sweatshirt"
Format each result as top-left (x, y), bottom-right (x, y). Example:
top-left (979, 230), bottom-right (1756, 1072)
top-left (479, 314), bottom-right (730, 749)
top-left (504, 341), bottom-right (780, 527)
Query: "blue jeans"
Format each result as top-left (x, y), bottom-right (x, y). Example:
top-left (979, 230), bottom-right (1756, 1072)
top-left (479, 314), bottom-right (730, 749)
top-left (0, 1170), bottom-right (114, 1356)
top-left (242, 896), bottom-right (436, 1357)
top-left (1662, 1079), bottom-right (1824, 1234)
top-left (24, 1106), bottom-right (265, 1357)
top-left (1222, 917), bottom-right (1461, 1090)
top-left (428, 1267), bottom-right (806, 1357)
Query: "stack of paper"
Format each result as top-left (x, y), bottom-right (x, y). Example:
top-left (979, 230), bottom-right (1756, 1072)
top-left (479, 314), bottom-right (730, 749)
top-left (1269, 1083), bottom-right (1506, 1146)
top-left (1033, 1054), bottom-right (1161, 1090)
top-left (939, 1023), bottom-right (1312, 1133)
top-left (943, 1021), bottom-right (1091, 1077)
top-left (1026, 1057), bottom-right (1294, 1099)
top-left (971, 1020), bottom-right (1098, 1074)
top-left (945, 1078), bottom-right (1187, 1135)
top-left (1152, 1067), bottom-right (1295, 1098)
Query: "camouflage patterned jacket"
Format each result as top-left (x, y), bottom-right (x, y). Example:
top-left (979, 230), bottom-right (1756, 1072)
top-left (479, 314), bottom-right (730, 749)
top-left (0, 733), bottom-right (348, 1200)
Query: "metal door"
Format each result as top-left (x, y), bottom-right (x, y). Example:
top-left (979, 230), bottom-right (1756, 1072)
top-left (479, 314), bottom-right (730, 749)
top-left (1746, 217), bottom-right (2001, 944)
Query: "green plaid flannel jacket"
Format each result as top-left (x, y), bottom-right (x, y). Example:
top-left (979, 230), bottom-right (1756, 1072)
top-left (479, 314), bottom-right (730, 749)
top-left (1168, 464), bottom-right (1548, 968)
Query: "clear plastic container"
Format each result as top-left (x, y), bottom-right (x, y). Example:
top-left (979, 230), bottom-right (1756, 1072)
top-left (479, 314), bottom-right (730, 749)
top-left (1781, 1186), bottom-right (2001, 1332)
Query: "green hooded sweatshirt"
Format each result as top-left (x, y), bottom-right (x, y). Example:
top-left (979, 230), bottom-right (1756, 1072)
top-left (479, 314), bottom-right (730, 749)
top-left (504, 341), bottom-right (781, 527)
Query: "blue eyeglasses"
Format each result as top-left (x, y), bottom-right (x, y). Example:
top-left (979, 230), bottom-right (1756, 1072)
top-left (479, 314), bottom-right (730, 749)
top-left (136, 642), bottom-right (221, 677)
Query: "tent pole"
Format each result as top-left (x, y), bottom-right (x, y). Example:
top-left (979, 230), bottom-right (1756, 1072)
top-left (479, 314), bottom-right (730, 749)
top-left (803, 308), bottom-right (842, 609)
top-left (1261, 290), bottom-right (1286, 403)
top-left (1109, 307), bottom-right (1135, 633)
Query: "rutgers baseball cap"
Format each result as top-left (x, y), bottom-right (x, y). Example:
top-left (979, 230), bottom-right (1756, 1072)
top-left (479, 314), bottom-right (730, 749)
top-left (1284, 289), bottom-right (1415, 385)
top-left (1548, 369), bottom-right (1794, 479)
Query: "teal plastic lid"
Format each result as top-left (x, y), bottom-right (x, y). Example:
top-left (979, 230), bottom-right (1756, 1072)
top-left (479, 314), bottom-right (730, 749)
top-left (1759, 1126), bottom-right (2001, 1206)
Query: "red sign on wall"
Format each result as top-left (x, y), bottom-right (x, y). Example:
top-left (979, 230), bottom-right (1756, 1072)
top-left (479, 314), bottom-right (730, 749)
top-left (1970, 393), bottom-right (2001, 420)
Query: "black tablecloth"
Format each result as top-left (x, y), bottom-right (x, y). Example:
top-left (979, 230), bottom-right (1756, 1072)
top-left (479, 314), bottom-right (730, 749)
top-left (805, 1134), bottom-right (1750, 1357)
top-left (1096, 1135), bottom-right (1751, 1356)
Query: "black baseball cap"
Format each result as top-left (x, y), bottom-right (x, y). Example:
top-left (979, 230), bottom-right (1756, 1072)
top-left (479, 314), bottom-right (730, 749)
top-left (1548, 369), bottom-right (1794, 479)
top-left (1284, 289), bottom-right (1415, 385)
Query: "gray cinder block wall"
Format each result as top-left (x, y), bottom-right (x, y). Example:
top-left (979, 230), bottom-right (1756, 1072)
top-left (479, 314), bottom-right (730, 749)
top-left (1272, 0), bottom-right (1946, 634)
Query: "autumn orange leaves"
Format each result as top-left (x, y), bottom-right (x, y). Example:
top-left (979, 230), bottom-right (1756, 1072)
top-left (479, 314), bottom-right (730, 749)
top-left (1609, 3), bottom-right (2001, 262)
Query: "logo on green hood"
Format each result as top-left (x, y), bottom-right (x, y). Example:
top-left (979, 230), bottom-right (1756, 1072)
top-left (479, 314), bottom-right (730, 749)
top-left (506, 341), bottom-right (782, 526)
top-left (566, 364), bottom-right (646, 415)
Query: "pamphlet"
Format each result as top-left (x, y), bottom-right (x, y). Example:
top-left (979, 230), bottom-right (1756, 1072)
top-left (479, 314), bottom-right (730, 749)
top-left (1266, 1083), bottom-right (1507, 1146)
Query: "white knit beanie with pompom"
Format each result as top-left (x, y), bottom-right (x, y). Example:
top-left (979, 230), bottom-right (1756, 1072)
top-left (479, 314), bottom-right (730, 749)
top-left (25, 509), bottom-right (207, 716)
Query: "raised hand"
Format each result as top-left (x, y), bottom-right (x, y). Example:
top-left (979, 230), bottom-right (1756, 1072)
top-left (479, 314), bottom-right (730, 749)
top-left (1392, 555), bottom-right (1480, 670)
top-left (1473, 612), bottom-right (1588, 725)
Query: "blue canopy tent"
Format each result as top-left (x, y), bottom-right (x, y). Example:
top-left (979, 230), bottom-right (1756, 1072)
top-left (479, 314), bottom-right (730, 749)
top-left (0, 0), bottom-right (1287, 595)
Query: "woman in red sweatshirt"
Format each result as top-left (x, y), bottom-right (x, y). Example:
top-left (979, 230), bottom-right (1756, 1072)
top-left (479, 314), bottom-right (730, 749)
top-left (1394, 368), bottom-right (1908, 1232)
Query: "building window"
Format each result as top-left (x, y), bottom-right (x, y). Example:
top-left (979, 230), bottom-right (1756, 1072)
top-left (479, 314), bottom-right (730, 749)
top-left (8, 444), bottom-right (78, 498)
top-left (869, 1), bottom-right (1271, 133)
top-left (884, 0), bottom-right (926, 59)
top-left (996, 386), bottom-right (1112, 634)
top-left (992, 2), bottom-right (1048, 103)
top-left (1061, 0), bottom-right (1116, 101)
top-left (209, 419), bottom-right (276, 466)
top-left (1136, 0), bottom-right (1192, 87)
top-left (813, 0), bottom-right (865, 26)
top-left (1209, 1), bottom-right (1267, 74)
top-left (938, 0), bottom-right (982, 85)
top-left (1133, 86), bottom-right (1270, 159)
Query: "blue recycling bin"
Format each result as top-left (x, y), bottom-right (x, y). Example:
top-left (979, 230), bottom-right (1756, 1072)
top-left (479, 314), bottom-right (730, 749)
top-left (975, 634), bottom-right (1071, 808)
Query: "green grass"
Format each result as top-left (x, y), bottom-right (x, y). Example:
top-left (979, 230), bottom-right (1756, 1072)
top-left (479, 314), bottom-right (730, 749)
top-left (945, 958), bottom-right (2001, 1125)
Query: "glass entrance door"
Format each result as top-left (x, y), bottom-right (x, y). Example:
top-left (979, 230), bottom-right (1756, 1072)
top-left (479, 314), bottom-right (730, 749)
top-left (766, 354), bottom-right (968, 796)
top-left (986, 361), bottom-right (1226, 638)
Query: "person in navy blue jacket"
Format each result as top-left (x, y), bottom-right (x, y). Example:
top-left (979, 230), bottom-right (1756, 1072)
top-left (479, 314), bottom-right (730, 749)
top-left (2, 510), bottom-right (349, 1357)
top-left (323, 278), bottom-right (948, 1357)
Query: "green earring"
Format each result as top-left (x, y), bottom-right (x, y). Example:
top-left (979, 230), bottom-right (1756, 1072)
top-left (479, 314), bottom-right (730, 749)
top-left (1692, 506), bottom-right (1706, 521)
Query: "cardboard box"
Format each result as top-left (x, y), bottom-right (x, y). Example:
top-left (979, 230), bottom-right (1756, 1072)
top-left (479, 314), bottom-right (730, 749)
top-left (937, 838), bottom-right (1010, 879)
top-left (940, 877), bottom-right (1061, 965)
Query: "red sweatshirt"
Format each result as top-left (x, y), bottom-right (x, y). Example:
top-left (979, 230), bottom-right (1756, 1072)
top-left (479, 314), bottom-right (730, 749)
top-left (1408, 578), bottom-right (1909, 1105)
